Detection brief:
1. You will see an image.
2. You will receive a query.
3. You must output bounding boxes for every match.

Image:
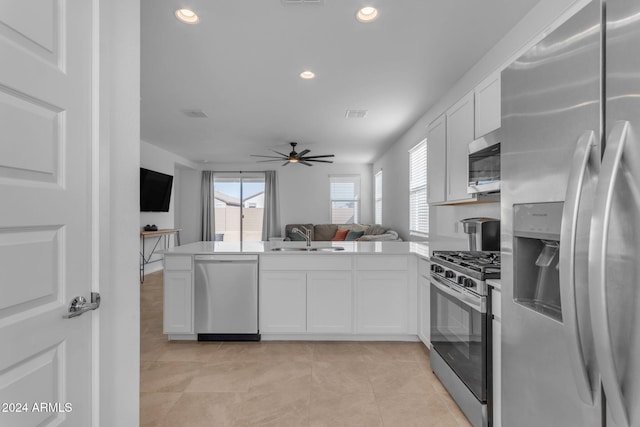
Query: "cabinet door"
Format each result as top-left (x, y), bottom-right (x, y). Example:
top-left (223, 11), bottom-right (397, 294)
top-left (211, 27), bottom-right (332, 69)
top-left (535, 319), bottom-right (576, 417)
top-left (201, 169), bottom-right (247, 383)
top-left (356, 271), bottom-right (409, 334)
top-left (307, 271), bottom-right (352, 334)
top-left (446, 92), bottom-right (475, 202)
top-left (418, 275), bottom-right (431, 347)
top-left (260, 271), bottom-right (307, 333)
top-left (427, 114), bottom-right (447, 204)
top-left (163, 271), bottom-right (193, 334)
top-left (475, 72), bottom-right (501, 138)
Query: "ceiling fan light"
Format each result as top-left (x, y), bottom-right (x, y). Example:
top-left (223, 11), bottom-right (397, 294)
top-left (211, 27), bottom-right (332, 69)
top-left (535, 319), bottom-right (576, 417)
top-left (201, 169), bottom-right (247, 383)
top-left (289, 158), bottom-right (299, 163)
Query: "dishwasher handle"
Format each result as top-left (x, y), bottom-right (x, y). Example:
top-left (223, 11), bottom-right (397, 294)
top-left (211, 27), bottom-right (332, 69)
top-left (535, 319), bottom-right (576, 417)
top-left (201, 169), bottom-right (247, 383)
top-left (195, 254), bottom-right (258, 262)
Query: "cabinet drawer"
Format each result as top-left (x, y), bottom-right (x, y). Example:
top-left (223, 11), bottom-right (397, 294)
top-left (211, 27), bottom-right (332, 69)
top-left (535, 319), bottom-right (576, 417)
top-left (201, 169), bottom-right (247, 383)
top-left (491, 288), bottom-right (502, 320)
top-left (164, 255), bottom-right (192, 271)
top-left (356, 255), bottom-right (408, 271)
top-left (260, 255), bottom-right (352, 271)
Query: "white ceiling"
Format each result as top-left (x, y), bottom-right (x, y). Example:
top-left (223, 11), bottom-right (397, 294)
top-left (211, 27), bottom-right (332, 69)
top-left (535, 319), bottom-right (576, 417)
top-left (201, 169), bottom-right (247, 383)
top-left (141, 0), bottom-right (540, 165)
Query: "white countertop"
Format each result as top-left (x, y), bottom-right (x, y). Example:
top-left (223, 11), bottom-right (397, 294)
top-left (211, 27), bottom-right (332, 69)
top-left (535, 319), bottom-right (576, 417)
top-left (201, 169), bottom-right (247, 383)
top-left (162, 241), bottom-right (430, 259)
top-left (487, 279), bottom-right (501, 291)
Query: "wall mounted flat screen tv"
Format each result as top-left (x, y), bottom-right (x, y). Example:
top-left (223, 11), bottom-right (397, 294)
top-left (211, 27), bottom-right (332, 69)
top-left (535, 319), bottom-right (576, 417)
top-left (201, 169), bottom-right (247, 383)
top-left (140, 168), bottom-right (173, 212)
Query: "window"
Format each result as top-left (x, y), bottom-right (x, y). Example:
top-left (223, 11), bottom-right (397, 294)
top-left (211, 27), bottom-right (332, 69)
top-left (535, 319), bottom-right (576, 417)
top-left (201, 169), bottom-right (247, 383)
top-left (409, 140), bottom-right (429, 236)
top-left (213, 173), bottom-right (265, 242)
top-left (374, 170), bottom-right (382, 224)
top-left (330, 175), bottom-right (360, 224)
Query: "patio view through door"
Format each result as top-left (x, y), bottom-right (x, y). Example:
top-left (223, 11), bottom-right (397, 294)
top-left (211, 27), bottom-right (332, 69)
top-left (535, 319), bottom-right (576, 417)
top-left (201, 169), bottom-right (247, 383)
top-left (213, 173), bottom-right (265, 241)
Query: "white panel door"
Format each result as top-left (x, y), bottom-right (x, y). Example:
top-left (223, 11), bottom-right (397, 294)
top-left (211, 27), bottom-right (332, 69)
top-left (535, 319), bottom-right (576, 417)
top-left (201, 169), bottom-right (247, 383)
top-left (427, 114), bottom-right (447, 204)
top-left (446, 92), bottom-right (475, 202)
top-left (474, 72), bottom-right (501, 138)
top-left (307, 271), bottom-right (352, 334)
top-left (163, 271), bottom-right (193, 334)
top-left (260, 271), bottom-right (307, 333)
top-left (0, 1), bottom-right (95, 425)
top-left (356, 271), bottom-right (409, 334)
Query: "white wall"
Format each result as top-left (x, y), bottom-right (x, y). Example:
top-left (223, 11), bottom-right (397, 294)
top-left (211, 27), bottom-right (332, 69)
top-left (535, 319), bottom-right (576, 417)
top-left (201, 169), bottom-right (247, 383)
top-left (175, 167), bottom-right (201, 244)
top-left (176, 162), bottom-right (374, 243)
top-left (373, 0), bottom-right (590, 244)
top-left (140, 140), bottom-right (198, 272)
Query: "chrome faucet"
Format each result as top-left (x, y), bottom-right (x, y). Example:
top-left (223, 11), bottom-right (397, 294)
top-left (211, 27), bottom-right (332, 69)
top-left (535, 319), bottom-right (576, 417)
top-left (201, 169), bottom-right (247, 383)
top-left (292, 227), bottom-right (312, 247)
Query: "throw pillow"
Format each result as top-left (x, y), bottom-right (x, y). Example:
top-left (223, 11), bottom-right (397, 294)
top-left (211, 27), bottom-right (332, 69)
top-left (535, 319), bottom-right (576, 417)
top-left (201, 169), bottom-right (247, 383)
top-left (331, 229), bottom-right (349, 241)
top-left (287, 231), bottom-right (306, 241)
top-left (345, 230), bottom-right (365, 241)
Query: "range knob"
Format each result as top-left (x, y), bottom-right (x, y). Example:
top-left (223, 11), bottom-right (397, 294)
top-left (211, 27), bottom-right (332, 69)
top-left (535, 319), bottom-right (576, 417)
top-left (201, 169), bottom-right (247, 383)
top-left (457, 275), bottom-right (466, 285)
top-left (463, 278), bottom-right (476, 288)
top-left (433, 265), bottom-right (444, 274)
top-left (445, 270), bottom-right (456, 279)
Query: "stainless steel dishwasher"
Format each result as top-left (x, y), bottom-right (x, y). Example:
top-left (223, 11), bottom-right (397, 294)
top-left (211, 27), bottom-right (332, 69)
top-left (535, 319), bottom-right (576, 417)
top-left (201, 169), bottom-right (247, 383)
top-left (194, 254), bottom-right (260, 341)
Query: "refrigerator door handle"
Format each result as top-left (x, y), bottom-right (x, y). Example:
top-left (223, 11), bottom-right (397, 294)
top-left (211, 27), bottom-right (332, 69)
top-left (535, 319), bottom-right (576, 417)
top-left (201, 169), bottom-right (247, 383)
top-left (589, 120), bottom-right (630, 427)
top-left (560, 130), bottom-right (598, 405)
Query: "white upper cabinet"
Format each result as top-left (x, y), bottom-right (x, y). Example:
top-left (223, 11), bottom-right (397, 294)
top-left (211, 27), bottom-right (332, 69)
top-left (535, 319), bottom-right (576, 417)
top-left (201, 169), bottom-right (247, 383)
top-left (427, 114), bottom-right (447, 204)
top-left (446, 92), bottom-right (475, 203)
top-left (475, 72), bottom-right (501, 138)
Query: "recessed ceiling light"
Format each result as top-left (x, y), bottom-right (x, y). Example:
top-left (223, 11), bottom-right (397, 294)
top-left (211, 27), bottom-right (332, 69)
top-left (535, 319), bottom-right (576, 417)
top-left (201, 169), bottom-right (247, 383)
top-left (356, 6), bottom-right (378, 23)
top-left (175, 8), bottom-right (199, 24)
top-left (300, 70), bottom-right (316, 79)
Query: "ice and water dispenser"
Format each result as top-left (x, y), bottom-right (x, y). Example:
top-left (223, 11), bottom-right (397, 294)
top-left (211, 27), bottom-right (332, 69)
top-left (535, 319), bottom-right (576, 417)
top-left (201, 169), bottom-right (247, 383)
top-left (513, 202), bottom-right (564, 322)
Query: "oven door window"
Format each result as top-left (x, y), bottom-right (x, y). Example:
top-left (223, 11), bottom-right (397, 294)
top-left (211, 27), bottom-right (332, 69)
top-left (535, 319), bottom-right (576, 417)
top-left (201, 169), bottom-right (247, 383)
top-left (430, 281), bottom-right (487, 401)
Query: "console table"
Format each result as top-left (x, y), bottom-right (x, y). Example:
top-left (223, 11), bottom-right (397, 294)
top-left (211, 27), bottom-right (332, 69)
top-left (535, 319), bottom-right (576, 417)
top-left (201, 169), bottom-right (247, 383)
top-left (140, 228), bottom-right (181, 282)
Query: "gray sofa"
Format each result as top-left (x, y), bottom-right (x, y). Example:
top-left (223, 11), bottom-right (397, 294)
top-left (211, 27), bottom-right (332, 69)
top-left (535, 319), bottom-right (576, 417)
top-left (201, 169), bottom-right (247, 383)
top-left (284, 223), bottom-right (401, 242)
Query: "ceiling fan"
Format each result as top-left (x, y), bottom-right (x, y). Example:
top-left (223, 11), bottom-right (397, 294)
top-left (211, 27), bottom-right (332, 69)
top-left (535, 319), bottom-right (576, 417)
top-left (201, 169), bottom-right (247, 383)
top-left (251, 142), bottom-right (335, 166)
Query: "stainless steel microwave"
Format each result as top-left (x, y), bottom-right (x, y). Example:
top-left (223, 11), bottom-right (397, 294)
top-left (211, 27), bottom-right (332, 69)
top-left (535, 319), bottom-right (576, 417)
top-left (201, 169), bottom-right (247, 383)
top-left (468, 131), bottom-right (500, 194)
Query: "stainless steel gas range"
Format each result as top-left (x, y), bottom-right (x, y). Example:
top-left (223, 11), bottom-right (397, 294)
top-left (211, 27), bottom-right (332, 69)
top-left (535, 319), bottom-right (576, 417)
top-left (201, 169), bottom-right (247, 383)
top-left (429, 250), bottom-right (500, 427)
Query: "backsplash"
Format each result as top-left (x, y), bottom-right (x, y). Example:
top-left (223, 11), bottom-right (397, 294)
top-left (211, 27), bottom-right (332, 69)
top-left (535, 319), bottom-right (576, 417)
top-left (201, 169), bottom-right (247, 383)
top-left (429, 202), bottom-right (501, 251)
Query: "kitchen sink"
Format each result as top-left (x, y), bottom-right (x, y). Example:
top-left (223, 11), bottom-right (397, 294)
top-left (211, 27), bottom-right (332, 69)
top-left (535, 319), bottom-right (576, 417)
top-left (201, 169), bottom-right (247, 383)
top-left (270, 247), bottom-right (345, 252)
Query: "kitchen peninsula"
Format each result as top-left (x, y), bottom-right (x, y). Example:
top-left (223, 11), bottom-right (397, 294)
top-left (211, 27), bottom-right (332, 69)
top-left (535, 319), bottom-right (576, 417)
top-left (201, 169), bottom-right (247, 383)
top-left (161, 241), bottom-right (431, 343)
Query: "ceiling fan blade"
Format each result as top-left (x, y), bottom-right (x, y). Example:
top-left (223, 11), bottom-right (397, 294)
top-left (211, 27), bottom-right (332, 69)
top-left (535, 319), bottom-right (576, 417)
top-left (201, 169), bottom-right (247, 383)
top-left (271, 150), bottom-right (289, 157)
top-left (298, 149), bottom-right (310, 157)
top-left (282, 161), bottom-right (290, 166)
top-left (306, 159), bottom-right (333, 163)
top-left (256, 159), bottom-right (285, 163)
top-left (300, 154), bottom-right (335, 159)
top-left (251, 154), bottom-right (286, 159)
top-left (299, 160), bottom-right (313, 166)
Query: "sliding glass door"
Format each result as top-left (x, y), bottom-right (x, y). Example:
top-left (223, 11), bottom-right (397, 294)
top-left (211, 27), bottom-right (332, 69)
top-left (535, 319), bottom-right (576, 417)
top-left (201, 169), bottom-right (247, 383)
top-left (213, 173), bottom-right (265, 242)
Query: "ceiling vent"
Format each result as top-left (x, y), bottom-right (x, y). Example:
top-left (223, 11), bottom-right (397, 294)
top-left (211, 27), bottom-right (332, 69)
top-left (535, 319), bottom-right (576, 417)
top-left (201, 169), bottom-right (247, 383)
top-left (182, 109), bottom-right (208, 118)
top-left (345, 109), bottom-right (368, 119)
top-left (281, 0), bottom-right (324, 6)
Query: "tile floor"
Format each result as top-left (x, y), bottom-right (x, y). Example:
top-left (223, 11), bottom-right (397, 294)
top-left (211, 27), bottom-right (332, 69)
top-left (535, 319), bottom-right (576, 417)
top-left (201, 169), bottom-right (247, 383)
top-left (140, 271), bottom-right (471, 427)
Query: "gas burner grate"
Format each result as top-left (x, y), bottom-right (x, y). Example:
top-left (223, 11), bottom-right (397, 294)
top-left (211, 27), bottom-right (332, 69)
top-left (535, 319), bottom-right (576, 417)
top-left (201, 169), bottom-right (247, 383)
top-left (431, 250), bottom-right (501, 277)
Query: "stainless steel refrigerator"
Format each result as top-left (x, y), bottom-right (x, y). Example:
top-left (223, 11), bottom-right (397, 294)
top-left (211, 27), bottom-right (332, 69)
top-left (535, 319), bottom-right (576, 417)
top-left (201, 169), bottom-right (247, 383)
top-left (501, 0), bottom-right (640, 426)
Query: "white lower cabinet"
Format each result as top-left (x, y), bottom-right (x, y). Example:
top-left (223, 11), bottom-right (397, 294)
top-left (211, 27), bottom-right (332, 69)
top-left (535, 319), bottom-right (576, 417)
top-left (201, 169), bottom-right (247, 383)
top-left (163, 270), bottom-right (193, 334)
top-left (418, 275), bottom-right (431, 347)
top-left (260, 271), bottom-right (307, 333)
top-left (307, 271), bottom-right (352, 333)
top-left (355, 270), bottom-right (409, 334)
top-left (259, 267), bottom-right (353, 334)
top-left (492, 287), bottom-right (502, 427)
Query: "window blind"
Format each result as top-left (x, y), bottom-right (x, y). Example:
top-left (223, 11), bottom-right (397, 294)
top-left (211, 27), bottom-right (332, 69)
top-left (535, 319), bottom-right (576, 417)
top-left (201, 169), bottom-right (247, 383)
top-left (329, 175), bottom-right (360, 224)
top-left (409, 140), bottom-right (429, 235)
top-left (375, 171), bottom-right (382, 224)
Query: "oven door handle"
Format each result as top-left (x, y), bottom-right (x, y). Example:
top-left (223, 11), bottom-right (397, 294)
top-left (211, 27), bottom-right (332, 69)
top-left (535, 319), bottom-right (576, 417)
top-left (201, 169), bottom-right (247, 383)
top-left (431, 275), bottom-right (486, 313)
